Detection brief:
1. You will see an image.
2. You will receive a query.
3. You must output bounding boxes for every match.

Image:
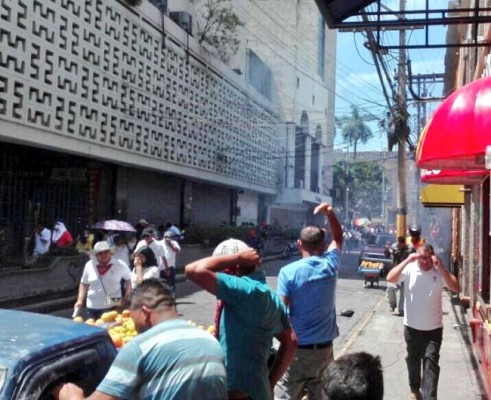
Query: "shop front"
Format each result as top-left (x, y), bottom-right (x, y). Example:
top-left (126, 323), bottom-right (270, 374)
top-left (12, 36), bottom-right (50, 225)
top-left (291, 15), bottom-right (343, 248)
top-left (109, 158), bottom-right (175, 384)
top-left (0, 143), bottom-right (114, 267)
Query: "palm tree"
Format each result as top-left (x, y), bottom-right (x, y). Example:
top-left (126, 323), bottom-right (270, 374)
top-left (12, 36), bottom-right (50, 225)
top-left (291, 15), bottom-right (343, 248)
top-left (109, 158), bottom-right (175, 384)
top-left (338, 106), bottom-right (372, 159)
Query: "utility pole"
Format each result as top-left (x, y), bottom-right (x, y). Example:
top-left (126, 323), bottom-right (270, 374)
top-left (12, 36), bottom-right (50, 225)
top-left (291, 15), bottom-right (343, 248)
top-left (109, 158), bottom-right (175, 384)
top-left (396, 0), bottom-right (408, 238)
top-left (344, 151), bottom-right (350, 225)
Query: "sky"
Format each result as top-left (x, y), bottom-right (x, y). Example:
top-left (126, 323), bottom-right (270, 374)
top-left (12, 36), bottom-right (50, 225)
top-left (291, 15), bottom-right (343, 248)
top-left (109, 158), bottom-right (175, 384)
top-left (333, 0), bottom-right (450, 152)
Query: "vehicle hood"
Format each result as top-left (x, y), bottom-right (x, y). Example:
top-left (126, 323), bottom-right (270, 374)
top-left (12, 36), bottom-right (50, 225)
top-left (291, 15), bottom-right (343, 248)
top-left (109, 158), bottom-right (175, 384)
top-left (0, 309), bottom-right (107, 371)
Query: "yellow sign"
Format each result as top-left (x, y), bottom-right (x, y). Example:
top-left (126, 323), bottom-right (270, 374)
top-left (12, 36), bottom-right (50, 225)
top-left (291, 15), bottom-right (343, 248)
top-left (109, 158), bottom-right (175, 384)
top-left (420, 184), bottom-right (465, 206)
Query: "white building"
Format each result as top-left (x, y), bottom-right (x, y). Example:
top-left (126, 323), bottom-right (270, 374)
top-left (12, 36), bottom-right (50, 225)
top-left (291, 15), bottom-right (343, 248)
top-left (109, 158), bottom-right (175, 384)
top-left (0, 0), bottom-right (284, 257)
top-left (229, 0), bottom-right (337, 227)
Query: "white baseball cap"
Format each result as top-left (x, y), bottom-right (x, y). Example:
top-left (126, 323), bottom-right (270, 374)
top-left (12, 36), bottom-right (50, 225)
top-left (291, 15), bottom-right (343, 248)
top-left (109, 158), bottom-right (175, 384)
top-left (93, 241), bottom-right (112, 254)
top-left (213, 238), bottom-right (249, 256)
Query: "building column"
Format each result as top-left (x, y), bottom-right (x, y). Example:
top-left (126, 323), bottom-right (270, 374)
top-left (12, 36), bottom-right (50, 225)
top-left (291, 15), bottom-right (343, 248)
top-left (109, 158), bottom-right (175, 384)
top-left (305, 135), bottom-right (312, 191)
top-left (286, 122), bottom-right (296, 188)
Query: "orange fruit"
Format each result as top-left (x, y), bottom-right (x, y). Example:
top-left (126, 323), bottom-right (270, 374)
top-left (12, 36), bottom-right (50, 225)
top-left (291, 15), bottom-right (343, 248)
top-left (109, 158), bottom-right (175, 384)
top-left (95, 319), bottom-right (105, 326)
top-left (85, 318), bottom-right (96, 325)
top-left (110, 333), bottom-right (123, 348)
top-left (73, 316), bottom-right (84, 323)
top-left (122, 309), bottom-right (131, 318)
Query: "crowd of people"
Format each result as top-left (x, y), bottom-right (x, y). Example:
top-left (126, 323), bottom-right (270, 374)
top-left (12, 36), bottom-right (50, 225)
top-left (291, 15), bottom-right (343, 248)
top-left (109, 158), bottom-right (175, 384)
top-left (49, 205), bottom-right (458, 400)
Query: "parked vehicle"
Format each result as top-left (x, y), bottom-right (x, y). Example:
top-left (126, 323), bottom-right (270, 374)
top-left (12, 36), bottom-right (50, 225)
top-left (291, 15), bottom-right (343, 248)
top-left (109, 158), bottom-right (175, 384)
top-left (358, 234), bottom-right (396, 276)
top-left (0, 309), bottom-right (117, 399)
top-left (281, 240), bottom-right (298, 259)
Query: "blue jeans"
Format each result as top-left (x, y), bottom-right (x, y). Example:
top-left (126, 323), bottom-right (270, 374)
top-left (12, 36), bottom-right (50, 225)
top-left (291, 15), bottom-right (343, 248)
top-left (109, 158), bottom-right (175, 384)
top-left (404, 325), bottom-right (442, 400)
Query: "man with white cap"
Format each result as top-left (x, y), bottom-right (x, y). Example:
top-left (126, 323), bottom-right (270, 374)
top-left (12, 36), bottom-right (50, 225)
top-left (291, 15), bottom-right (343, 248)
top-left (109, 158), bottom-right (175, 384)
top-left (74, 241), bottom-right (132, 320)
top-left (135, 227), bottom-right (166, 273)
top-left (185, 239), bottom-right (297, 400)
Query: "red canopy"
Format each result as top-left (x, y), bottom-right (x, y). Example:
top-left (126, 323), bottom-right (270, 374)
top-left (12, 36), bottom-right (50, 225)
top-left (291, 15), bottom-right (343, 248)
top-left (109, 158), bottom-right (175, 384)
top-left (420, 168), bottom-right (487, 185)
top-left (416, 76), bottom-right (491, 170)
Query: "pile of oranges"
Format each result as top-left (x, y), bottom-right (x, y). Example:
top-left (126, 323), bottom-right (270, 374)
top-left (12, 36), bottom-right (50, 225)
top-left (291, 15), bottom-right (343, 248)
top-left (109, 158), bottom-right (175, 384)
top-left (73, 310), bottom-right (137, 349)
top-left (74, 313), bottom-right (217, 349)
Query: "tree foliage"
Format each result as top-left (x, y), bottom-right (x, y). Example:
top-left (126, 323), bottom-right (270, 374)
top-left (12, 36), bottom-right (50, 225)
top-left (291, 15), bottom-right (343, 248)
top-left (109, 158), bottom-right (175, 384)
top-left (337, 106), bottom-right (372, 159)
top-left (332, 160), bottom-right (384, 222)
top-left (196, 0), bottom-right (243, 64)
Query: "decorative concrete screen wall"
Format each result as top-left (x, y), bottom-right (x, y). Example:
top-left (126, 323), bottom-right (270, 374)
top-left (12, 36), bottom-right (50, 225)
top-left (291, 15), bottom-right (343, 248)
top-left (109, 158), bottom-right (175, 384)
top-left (0, 0), bottom-right (279, 191)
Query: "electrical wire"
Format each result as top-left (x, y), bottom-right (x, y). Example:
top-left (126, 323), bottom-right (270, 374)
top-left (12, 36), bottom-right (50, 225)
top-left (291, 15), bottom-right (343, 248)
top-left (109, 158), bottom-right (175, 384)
top-left (246, 0), bottom-right (387, 97)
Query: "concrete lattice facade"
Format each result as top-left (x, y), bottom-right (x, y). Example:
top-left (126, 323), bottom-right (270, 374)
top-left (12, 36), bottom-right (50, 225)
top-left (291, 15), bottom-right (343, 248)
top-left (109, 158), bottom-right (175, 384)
top-left (0, 0), bottom-right (280, 192)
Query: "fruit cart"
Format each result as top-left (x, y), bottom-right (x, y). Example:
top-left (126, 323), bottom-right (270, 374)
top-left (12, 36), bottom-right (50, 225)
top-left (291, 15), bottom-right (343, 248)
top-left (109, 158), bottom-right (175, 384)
top-left (358, 261), bottom-right (384, 288)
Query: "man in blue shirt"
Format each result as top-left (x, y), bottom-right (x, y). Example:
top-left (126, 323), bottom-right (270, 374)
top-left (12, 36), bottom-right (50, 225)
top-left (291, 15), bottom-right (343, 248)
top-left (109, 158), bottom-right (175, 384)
top-left (275, 203), bottom-right (343, 400)
top-left (186, 239), bottom-right (298, 400)
top-left (55, 279), bottom-right (227, 400)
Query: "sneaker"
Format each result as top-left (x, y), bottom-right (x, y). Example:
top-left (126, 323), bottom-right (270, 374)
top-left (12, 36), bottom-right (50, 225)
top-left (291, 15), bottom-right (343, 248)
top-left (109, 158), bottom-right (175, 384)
top-left (408, 389), bottom-right (422, 400)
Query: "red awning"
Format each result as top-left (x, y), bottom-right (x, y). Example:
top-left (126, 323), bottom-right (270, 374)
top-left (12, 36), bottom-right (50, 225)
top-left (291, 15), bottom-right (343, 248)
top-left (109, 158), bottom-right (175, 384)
top-left (416, 76), bottom-right (491, 170)
top-left (420, 169), bottom-right (487, 185)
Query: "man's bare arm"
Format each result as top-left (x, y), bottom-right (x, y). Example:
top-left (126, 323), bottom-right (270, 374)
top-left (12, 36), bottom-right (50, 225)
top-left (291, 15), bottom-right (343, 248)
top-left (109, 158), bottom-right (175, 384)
top-left (386, 253), bottom-right (419, 283)
top-left (314, 203), bottom-right (343, 251)
top-left (185, 248), bottom-right (259, 295)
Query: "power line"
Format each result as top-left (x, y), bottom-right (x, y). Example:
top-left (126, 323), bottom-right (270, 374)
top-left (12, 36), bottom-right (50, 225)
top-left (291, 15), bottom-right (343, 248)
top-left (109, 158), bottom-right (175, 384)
top-left (246, 0), bottom-right (387, 97)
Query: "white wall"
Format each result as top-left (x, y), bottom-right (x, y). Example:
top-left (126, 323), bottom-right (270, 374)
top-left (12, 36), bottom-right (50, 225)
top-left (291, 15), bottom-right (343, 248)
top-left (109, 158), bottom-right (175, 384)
top-left (236, 190), bottom-right (259, 225)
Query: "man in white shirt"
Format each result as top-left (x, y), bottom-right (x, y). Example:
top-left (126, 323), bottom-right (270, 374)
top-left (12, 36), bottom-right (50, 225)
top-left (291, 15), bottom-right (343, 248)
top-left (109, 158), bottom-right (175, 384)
top-left (160, 231), bottom-right (181, 294)
top-left (135, 227), bottom-right (166, 272)
top-left (387, 243), bottom-right (459, 400)
top-left (34, 221), bottom-right (51, 256)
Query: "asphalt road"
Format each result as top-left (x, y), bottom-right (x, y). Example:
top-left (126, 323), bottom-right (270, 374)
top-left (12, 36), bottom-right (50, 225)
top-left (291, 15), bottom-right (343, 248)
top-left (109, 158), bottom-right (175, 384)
top-left (52, 251), bottom-right (388, 355)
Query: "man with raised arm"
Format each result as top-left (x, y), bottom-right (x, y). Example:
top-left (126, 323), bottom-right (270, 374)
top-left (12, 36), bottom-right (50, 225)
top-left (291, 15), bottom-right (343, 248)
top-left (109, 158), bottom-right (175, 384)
top-left (275, 203), bottom-right (343, 400)
top-left (185, 239), bottom-right (297, 400)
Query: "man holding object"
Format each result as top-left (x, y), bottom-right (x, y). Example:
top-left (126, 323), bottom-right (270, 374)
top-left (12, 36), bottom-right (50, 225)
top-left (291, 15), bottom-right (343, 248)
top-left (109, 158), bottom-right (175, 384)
top-left (387, 243), bottom-right (459, 400)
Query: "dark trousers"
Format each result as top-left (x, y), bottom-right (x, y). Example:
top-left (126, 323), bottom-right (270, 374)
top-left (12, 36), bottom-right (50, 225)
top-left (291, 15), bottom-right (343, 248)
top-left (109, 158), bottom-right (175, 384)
top-left (404, 325), bottom-right (443, 400)
top-left (160, 267), bottom-right (176, 294)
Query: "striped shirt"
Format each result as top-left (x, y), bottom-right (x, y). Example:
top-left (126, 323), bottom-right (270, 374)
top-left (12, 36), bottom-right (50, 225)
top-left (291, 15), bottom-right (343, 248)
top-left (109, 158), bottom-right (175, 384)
top-left (97, 319), bottom-right (227, 400)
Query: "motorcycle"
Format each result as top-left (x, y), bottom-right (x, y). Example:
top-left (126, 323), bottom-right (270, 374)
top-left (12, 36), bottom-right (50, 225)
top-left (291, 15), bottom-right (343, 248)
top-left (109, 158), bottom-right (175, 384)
top-left (281, 240), bottom-right (298, 259)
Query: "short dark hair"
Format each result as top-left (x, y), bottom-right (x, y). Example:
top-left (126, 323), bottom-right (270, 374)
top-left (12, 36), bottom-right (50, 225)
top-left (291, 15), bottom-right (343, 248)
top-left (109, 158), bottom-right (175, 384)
top-left (419, 242), bottom-right (434, 255)
top-left (299, 226), bottom-right (325, 251)
top-left (325, 352), bottom-right (383, 400)
top-left (397, 236), bottom-right (405, 244)
top-left (130, 278), bottom-right (175, 310)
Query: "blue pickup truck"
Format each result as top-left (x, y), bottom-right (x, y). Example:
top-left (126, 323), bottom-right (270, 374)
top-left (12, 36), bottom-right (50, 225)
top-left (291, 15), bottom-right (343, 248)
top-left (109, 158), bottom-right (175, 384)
top-left (0, 309), bottom-right (117, 399)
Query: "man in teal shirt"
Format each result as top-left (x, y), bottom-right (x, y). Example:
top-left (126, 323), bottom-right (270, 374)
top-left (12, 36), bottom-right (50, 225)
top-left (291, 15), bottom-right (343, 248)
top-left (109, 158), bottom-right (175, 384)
top-left (186, 239), bottom-right (297, 400)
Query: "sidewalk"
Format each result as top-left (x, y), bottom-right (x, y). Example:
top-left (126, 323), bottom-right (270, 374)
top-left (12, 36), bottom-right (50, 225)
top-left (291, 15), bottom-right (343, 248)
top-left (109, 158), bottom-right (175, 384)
top-left (340, 291), bottom-right (487, 399)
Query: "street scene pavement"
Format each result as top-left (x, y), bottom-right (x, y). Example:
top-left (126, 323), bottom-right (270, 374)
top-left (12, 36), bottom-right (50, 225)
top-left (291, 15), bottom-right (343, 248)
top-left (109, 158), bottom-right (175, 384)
top-left (100, 251), bottom-right (485, 400)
